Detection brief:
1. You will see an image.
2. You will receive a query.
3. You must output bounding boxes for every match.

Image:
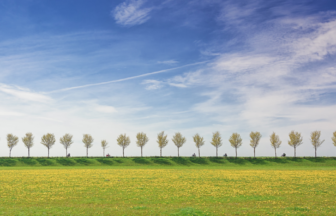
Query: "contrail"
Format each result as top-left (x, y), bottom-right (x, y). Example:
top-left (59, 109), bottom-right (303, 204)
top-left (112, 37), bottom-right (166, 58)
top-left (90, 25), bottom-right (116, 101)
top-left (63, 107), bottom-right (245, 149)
top-left (47, 61), bottom-right (208, 94)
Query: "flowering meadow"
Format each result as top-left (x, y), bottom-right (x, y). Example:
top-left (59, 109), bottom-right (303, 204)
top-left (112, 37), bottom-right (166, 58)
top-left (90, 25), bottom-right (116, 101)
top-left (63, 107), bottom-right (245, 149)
top-left (0, 168), bottom-right (335, 215)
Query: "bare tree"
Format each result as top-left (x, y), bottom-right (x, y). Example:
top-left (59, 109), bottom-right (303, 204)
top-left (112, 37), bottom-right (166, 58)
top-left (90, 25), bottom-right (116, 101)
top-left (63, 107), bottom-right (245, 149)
top-left (157, 131), bottom-right (168, 157)
top-left (101, 140), bottom-right (109, 156)
top-left (172, 132), bottom-right (186, 157)
top-left (193, 133), bottom-right (205, 157)
top-left (136, 132), bottom-right (149, 157)
top-left (270, 132), bottom-right (282, 158)
top-left (229, 133), bottom-right (242, 158)
top-left (41, 133), bottom-right (56, 157)
top-left (250, 131), bottom-right (262, 158)
top-left (60, 134), bottom-right (74, 157)
top-left (310, 131), bottom-right (325, 158)
top-left (82, 134), bottom-right (94, 157)
top-left (117, 134), bottom-right (130, 157)
top-left (211, 131), bottom-right (222, 157)
top-left (7, 134), bottom-right (19, 157)
top-left (333, 131), bottom-right (336, 147)
top-left (288, 131), bottom-right (303, 157)
top-left (22, 132), bottom-right (34, 157)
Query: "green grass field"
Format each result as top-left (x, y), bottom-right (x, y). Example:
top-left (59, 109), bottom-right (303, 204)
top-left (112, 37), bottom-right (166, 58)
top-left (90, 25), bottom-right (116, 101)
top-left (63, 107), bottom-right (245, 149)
top-left (0, 157), bottom-right (336, 215)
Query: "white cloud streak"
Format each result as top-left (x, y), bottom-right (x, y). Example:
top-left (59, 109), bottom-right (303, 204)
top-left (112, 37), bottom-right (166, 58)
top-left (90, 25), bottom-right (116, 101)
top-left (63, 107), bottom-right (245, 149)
top-left (113, 0), bottom-right (153, 26)
top-left (142, 79), bottom-right (163, 90)
top-left (47, 61), bottom-right (208, 93)
top-left (0, 84), bottom-right (52, 103)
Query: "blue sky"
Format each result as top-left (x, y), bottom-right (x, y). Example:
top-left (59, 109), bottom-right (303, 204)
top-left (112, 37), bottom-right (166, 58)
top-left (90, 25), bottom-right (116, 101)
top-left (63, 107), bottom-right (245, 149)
top-left (1, 0), bottom-right (336, 157)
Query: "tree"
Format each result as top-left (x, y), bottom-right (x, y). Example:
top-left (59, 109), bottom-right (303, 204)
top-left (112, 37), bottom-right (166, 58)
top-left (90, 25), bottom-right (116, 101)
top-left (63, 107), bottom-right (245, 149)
top-left (82, 134), bottom-right (94, 157)
top-left (288, 131), bottom-right (303, 157)
top-left (270, 132), bottom-right (282, 158)
top-left (172, 132), bottom-right (186, 157)
top-left (101, 140), bottom-right (109, 156)
top-left (60, 134), bottom-right (73, 156)
top-left (7, 134), bottom-right (19, 157)
top-left (193, 133), bottom-right (205, 157)
top-left (22, 132), bottom-right (34, 157)
top-left (333, 131), bottom-right (336, 147)
top-left (41, 133), bottom-right (56, 157)
top-left (136, 132), bottom-right (149, 157)
top-left (211, 132), bottom-right (222, 157)
top-left (117, 134), bottom-right (130, 157)
top-left (229, 133), bottom-right (242, 158)
top-left (310, 131), bottom-right (325, 158)
top-left (157, 131), bottom-right (168, 157)
top-left (250, 131), bottom-right (262, 158)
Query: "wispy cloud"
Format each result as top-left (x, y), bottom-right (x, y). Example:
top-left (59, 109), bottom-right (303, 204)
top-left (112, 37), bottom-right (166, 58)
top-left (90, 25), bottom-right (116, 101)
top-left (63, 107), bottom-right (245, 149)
top-left (0, 84), bottom-right (52, 103)
top-left (95, 105), bottom-right (118, 113)
top-left (142, 79), bottom-right (163, 90)
top-left (47, 61), bottom-right (208, 93)
top-left (113, 0), bottom-right (153, 26)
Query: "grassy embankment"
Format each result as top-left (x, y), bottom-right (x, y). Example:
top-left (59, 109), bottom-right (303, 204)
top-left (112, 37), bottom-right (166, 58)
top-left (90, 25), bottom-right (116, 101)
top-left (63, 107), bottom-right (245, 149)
top-left (1, 156), bottom-right (336, 169)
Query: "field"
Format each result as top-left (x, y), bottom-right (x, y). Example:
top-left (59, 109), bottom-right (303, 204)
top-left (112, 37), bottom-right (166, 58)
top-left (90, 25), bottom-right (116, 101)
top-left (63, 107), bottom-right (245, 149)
top-left (1, 158), bottom-right (336, 215)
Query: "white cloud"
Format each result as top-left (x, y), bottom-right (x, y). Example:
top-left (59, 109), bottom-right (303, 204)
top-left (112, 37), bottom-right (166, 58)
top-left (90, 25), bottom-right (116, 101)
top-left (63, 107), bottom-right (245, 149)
top-left (95, 105), bottom-right (118, 113)
top-left (0, 109), bottom-right (25, 116)
top-left (0, 84), bottom-right (52, 103)
top-left (167, 70), bottom-right (202, 88)
top-left (142, 79), bottom-right (163, 90)
top-left (113, 0), bottom-right (153, 26)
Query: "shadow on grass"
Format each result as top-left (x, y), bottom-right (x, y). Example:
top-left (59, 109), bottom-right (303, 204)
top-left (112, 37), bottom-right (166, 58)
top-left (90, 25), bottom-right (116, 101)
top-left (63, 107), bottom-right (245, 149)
top-left (96, 158), bottom-right (114, 165)
top-left (249, 158), bottom-right (269, 165)
top-left (56, 158), bottom-right (76, 166)
top-left (304, 157), bottom-right (326, 163)
top-left (0, 159), bottom-right (17, 166)
top-left (74, 158), bottom-right (94, 165)
top-left (171, 157), bottom-right (191, 165)
top-left (209, 157), bottom-right (225, 164)
top-left (286, 157), bottom-right (304, 162)
top-left (189, 157), bottom-right (209, 165)
top-left (152, 158), bottom-right (172, 165)
top-left (114, 159), bottom-right (125, 163)
top-left (133, 158), bottom-right (151, 165)
top-left (265, 158), bottom-right (289, 164)
top-left (18, 158), bottom-right (38, 165)
top-left (226, 157), bottom-right (249, 165)
top-left (36, 158), bottom-right (55, 166)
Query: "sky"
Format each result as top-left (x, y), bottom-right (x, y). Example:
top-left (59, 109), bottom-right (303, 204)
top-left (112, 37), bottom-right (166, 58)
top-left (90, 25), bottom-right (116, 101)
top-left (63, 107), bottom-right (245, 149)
top-left (0, 0), bottom-right (336, 158)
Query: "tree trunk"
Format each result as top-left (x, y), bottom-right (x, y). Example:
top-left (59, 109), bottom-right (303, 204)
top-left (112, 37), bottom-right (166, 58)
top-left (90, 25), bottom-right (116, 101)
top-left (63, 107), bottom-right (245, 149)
top-left (141, 146), bottom-right (143, 157)
top-left (87, 147), bottom-right (88, 158)
top-left (216, 146), bottom-right (218, 157)
top-left (48, 148), bottom-right (50, 158)
top-left (66, 148), bottom-right (68, 157)
top-left (254, 148), bottom-right (256, 158)
top-left (315, 148), bottom-right (317, 158)
top-left (9, 149), bottom-right (11, 157)
top-left (123, 147), bottom-right (125, 157)
top-left (178, 147), bottom-right (179, 157)
top-left (28, 148), bottom-right (30, 158)
top-left (198, 148), bottom-right (200, 157)
top-left (160, 148), bottom-right (162, 157)
top-left (275, 148), bottom-right (277, 158)
top-left (235, 148), bottom-right (237, 158)
top-left (103, 148), bottom-right (105, 157)
top-left (294, 146), bottom-right (296, 158)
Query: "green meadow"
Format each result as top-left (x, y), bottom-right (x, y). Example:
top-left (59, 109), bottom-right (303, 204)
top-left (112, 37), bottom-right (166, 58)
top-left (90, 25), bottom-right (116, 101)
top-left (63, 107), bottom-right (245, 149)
top-left (0, 157), bottom-right (335, 215)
